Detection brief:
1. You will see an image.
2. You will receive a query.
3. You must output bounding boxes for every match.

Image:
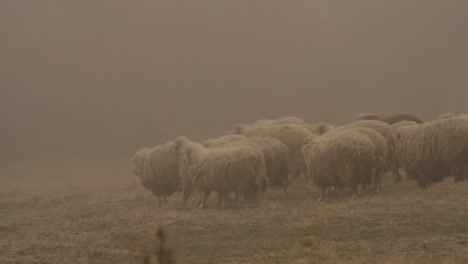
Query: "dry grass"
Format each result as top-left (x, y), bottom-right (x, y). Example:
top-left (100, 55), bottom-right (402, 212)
top-left (1, 160), bottom-right (467, 263)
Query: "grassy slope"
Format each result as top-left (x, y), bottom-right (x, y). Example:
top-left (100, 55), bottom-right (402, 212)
top-left (0, 161), bottom-right (467, 263)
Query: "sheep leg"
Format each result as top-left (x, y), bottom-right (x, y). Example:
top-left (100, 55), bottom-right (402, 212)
top-left (243, 193), bottom-right (250, 209)
top-left (158, 196), bottom-right (163, 208)
top-left (216, 192), bottom-right (227, 209)
top-left (199, 191), bottom-right (207, 209)
top-left (235, 192), bottom-right (241, 208)
top-left (317, 186), bottom-right (326, 202)
top-left (392, 168), bottom-right (402, 183)
top-left (182, 182), bottom-right (193, 205)
top-left (373, 173), bottom-right (381, 193)
top-left (182, 190), bottom-right (191, 205)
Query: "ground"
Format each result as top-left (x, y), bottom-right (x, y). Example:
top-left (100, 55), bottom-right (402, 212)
top-left (0, 160), bottom-right (467, 263)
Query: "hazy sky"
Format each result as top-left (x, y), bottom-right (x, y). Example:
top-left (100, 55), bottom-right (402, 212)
top-left (1, 0), bottom-right (468, 161)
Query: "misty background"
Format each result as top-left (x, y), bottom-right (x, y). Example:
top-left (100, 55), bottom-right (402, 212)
top-left (1, 0), bottom-right (468, 162)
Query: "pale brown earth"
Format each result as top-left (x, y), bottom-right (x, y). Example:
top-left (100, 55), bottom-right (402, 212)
top-left (1, 160), bottom-right (467, 264)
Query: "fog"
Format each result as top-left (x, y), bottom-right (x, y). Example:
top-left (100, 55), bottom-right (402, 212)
top-left (2, 0), bottom-right (468, 162)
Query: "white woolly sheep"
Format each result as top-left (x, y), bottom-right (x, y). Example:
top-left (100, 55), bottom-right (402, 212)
top-left (230, 123), bottom-right (311, 181)
top-left (175, 136), bottom-right (268, 209)
top-left (340, 120), bottom-right (401, 184)
top-left (203, 135), bottom-right (291, 197)
top-left (130, 142), bottom-right (182, 207)
top-left (333, 126), bottom-right (387, 192)
top-left (130, 148), bottom-right (152, 189)
top-left (393, 117), bottom-right (468, 187)
top-left (302, 130), bottom-right (376, 201)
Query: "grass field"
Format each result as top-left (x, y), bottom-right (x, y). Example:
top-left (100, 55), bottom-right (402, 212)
top-left (1, 160), bottom-right (467, 263)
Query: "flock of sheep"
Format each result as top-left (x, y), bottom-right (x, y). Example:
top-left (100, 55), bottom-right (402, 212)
top-left (130, 112), bottom-right (468, 208)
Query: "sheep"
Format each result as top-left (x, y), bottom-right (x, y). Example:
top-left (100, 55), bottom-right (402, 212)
top-left (175, 136), bottom-right (268, 209)
top-left (393, 117), bottom-right (468, 188)
top-left (302, 130), bottom-right (376, 201)
top-left (246, 137), bottom-right (290, 196)
top-left (391, 121), bottom-right (420, 179)
top-left (197, 134), bottom-right (251, 205)
top-left (209, 136), bottom-right (291, 189)
top-left (339, 120), bottom-right (401, 184)
top-left (391, 120), bottom-right (420, 173)
top-left (332, 126), bottom-right (387, 193)
top-left (230, 123), bottom-right (312, 181)
top-left (130, 148), bottom-right (152, 188)
top-left (204, 135), bottom-right (291, 197)
top-left (130, 142), bottom-right (182, 207)
top-left (356, 113), bottom-right (424, 124)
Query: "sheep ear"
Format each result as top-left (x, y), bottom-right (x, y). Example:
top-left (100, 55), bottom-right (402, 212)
top-left (129, 157), bottom-right (136, 163)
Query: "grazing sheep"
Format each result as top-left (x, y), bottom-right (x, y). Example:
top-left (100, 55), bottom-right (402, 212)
top-left (302, 130), bottom-right (376, 201)
top-left (230, 123), bottom-right (312, 181)
top-left (391, 120), bottom-right (420, 170)
top-left (340, 120), bottom-right (401, 183)
top-left (391, 121), bottom-right (420, 179)
top-left (356, 113), bottom-right (423, 124)
top-left (130, 148), bottom-right (152, 188)
top-left (175, 136), bottom-right (268, 209)
top-left (203, 135), bottom-right (290, 197)
top-left (333, 126), bottom-right (387, 192)
top-left (130, 142), bottom-right (182, 207)
top-left (247, 137), bottom-right (290, 196)
top-left (393, 117), bottom-right (468, 187)
top-left (209, 136), bottom-right (291, 196)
